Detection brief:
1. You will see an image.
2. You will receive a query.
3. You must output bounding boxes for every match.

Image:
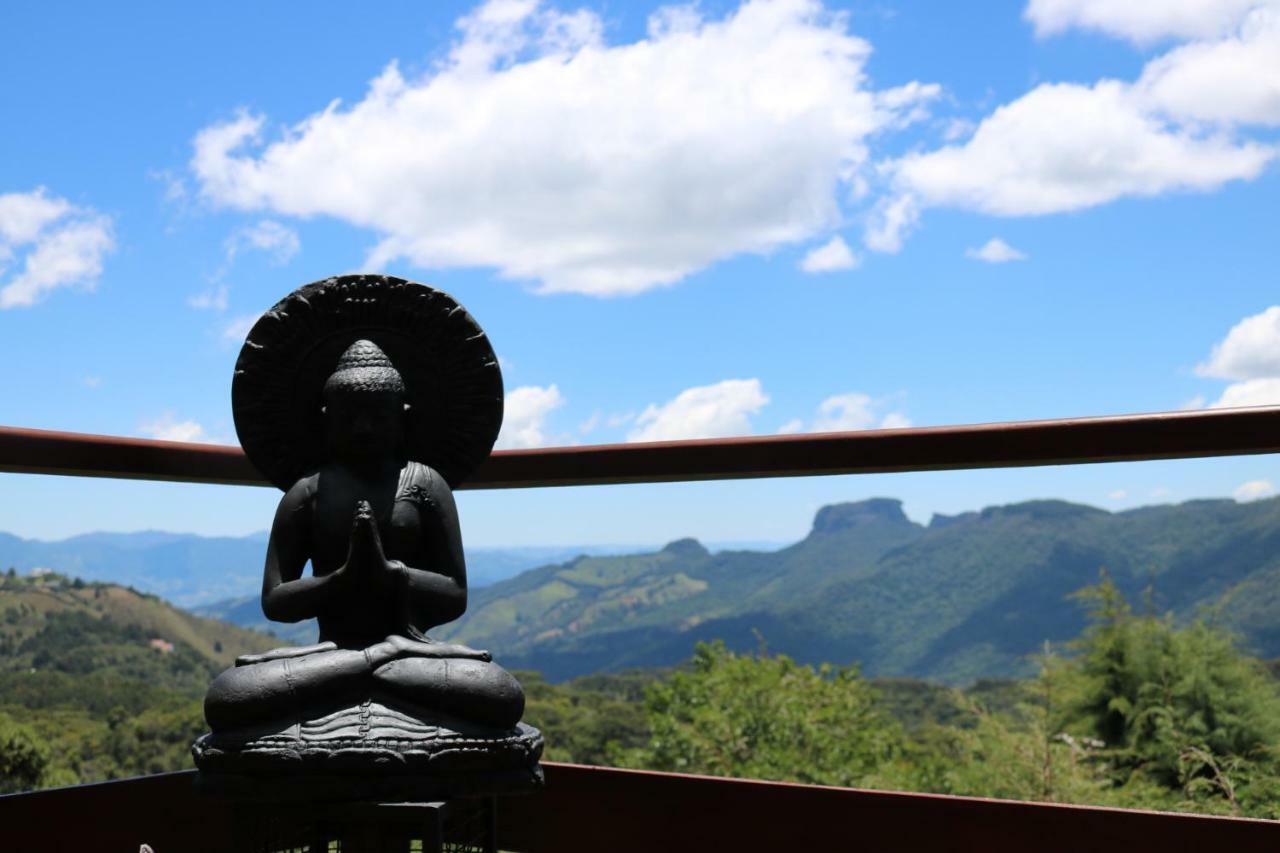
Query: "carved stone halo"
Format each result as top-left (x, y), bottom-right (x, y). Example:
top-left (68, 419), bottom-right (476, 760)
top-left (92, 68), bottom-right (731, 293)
top-left (232, 274), bottom-right (504, 491)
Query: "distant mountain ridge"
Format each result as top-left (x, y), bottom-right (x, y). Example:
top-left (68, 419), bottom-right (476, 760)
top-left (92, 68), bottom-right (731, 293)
top-left (437, 496), bottom-right (1280, 684)
top-left (0, 532), bottom-right (665, 608)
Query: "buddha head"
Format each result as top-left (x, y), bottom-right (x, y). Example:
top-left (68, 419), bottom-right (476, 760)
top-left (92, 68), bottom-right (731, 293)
top-left (322, 339), bottom-right (409, 464)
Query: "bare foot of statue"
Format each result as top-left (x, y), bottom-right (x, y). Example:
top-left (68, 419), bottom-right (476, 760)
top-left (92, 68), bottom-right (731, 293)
top-left (236, 641), bottom-right (338, 667)
top-left (381, 633), bottom-right (492, 662)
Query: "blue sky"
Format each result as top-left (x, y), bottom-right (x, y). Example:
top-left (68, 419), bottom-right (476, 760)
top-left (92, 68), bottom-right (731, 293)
top-left (2, 0), bottom-right (1279, 546)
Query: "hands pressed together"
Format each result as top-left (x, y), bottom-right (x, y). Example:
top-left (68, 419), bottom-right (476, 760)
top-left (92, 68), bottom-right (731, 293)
top-left (332, 500), bottom-right (406, 597)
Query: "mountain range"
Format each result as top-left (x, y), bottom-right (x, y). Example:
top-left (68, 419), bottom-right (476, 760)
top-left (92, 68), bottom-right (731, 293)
top-left (437, 496), bottom-right (1280, 683)
top-left (0, 531), bottom-right (658, 608)
top-left (10, 495), bottom-right (1280, 687)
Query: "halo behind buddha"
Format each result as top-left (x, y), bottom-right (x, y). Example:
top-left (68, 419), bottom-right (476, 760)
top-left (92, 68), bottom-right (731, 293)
top-left (232, 274), bottom-right (504, 491)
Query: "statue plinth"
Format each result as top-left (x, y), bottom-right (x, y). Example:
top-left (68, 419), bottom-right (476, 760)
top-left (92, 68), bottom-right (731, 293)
top-left (193, 697), bottom-right (543, 802)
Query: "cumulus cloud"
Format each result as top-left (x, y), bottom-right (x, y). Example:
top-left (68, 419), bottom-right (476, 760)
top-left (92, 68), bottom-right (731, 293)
top-left (780, 391), bottom-right (910, 434)
top-left (226, 219), bottom-right (300, 265)
top-left (139, 413), bottom-right (214, 444)
top-left (190, 0), bottom-right (937, 296)
top-left (1138, 7), bottom-right (1280, 126)
top-left (1210, 378), bottom-right (1280, 408)
top-left (966, 237), bottom-right (1027, 263)
top-left (496, 384), bottom-right (565, 448)
top-left (868, 3), bottom-right (1278, 252)
top-left (1196, 306), bottom-right (1280, 408)
top-left (1234, 478), bottom-right (1276, 501)
top-left (1025, 0), bottom-right (1262, 43)
top-left (0, 188), bottom-right (114, 309)
top-left (799, 236), bottom-right (859, 273)
top-left (629, 379), bottom-right (768, 442)
top-left (1197, 305), bottom-right (1280, 379)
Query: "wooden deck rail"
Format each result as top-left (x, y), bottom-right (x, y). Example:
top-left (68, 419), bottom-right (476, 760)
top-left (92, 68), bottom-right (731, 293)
top-left (3, 764), bottom-right (1278, 853)
top-left (3, 404), bottom-right (1279, 489)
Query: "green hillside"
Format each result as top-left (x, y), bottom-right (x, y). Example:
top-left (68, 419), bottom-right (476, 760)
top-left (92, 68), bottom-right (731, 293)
top-left (0, 570), bottom-right (278, 786)
top-left (439, 496), bottom-right (1280, 683)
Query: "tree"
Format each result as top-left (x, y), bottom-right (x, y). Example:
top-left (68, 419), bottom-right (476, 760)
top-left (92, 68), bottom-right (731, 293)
top-left (0, 713), bottom-right (50, 793)
top-left (619, 641), bottom-right (903, 787)
top-left (1054, 575), bottom-right (1280, 816)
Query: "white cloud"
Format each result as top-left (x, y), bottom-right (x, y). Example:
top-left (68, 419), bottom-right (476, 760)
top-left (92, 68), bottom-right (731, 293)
top-left (496, 384), bottom-right (565, 448)
top-left (799, 236), bottom-right (859, 273)
top-left (190, 0), bottom-right (937, 296)
top-left (0, 188), bottom-right (71, 244)
top-left (221, 313), bottom-right (261, 344)
top-left (1108, 489), bottom-right (1129, 501)
top-left (1138, 7), bottom-right (1280, 126)
top-left (879, 81), bottom-right (1270, 232)
top-left (190, 283), bottom-right (230, 312)
top-left (606, 411), bottom-right (635, 428)
top-left (577, 411), bottom-right (602, 435)
top-left (629, 379), bottom-right (768, 442)
top-left (226, 219), bottom-right (300, 265)
top-left (1197, 305), bottom-right (1280, 379)
top-left (150, 168), bottom-right (189, 205)
top-left (82, 376), bottom-right (102, 389)
top-left (1025, 0), bottom-right (1262, 43)
top-left (1196, 306), bottom-right (1280, 409)
top-left (863, 193), bottom-right (919, 254)
top-left (1234, 478), bottom-right (1276, 501)
top-left (140, 413), bottom-right (213, 444)
top-left (966, 237), bottom-right (1027, 263)
top-left (1210, 377), bottom-right (1280, 408)
top-left (869, 4), bottom-right (1278, 251)
top-left (0, 188), bottom-right (114, 309)
top-left (782, 391), bottom-right (910, 433)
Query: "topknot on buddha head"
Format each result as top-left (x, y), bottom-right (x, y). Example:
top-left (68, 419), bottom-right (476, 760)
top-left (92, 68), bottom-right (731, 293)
top-left (323, 340), bottom-right (406, 400)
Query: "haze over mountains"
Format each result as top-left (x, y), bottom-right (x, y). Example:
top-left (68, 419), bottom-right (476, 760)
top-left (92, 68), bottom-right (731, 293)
top-left (0, 532), bottom-right (658, 608)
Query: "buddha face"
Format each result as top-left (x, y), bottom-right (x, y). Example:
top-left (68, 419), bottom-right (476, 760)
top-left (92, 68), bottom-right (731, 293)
top-left (324, 390), bottom-right (406, 464)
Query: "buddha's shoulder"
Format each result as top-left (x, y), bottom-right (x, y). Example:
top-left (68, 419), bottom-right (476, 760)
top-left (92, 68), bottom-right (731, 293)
top-left (280, 472), bottom-right (321, 507)
top-left (397, 460), bottom-right (450, 505)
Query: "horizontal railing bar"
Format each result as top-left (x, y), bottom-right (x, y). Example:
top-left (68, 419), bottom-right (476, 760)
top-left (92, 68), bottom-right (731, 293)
top-left (2, 405), bottom-right (1279, 490)
top-left (2, 764), bottom-right (1276, 852)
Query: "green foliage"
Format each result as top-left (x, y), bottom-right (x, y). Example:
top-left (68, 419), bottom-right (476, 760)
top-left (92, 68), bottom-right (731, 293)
top-left (0, 712), bottom-right (51, 793)
top-left (618, 641), bottom-right (904, 787)
top-left (520, 669), bottom-right (653, 764)
top-left (7, 566), bottom-right (1280, 821)
top-left (0, 575), bottom-right (278, 792)
top-left (1051, 575), bottom-right (1280, 816)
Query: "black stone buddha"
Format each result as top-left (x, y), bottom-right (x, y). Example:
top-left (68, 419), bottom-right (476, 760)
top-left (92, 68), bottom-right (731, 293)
top-left (192, 275), bottom-right (541, 799)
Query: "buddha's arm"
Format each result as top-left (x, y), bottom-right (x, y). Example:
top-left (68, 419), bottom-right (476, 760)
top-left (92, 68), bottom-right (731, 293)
top-left (387, 475), bottom-right (468, 629)
top-left (260, 478), bottom-right (339, 623)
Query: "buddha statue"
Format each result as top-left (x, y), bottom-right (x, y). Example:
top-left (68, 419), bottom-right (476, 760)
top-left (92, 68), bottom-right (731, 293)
top-left (193, 275), bottom-right (541, 797)
top-left (204, 339), bottom-right (523, 732)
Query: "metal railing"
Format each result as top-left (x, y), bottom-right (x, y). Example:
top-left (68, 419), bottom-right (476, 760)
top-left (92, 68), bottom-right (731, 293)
top-left (3, 405), bottom-right (1280, 851)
